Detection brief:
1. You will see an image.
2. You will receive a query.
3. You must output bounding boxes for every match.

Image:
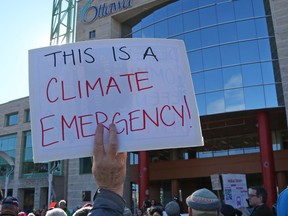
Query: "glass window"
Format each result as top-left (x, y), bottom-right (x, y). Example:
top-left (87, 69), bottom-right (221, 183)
top-left (153, 6), bottom-right (167, 22)
top-left (199, 6), bottom-right (217, 27)
top-left (129, 152), bottom-right (139, 165)
top-left (201, 26), bottom-right (219, 47)
top-left (203, 47), bottom-right (221, 70)
top-left (79, 157), bottom-right (92, 174)
top-left (218, 23), bottom-right (238, 43)
top-left (141, 14), bottom-right (154, 28)
top-left (255, 18), bottom-right (269, 37)
top-left (89, 30), bottom-right (96, 39)
top-left (242, 63), bottom-right (263, 86)
top-left (168, 15), bottom-right (183, 36)
top-left (154, 20), bottom-right (168, 38)
top-left (188, 50), bottom-right (203, 72)
top-left (239, 40), bottom-right (260, 63)
top-left (264, 85), bottom-right (279, 108)
top-left (244, 86), bottom-right (265, 109)
top-left (167, 1), bottom-right (182, 16)
top-left (261, 62), bottom-right (275, 84)
top-left (225, 89), bottom-right (245, 112)
top-left (237, 20), bottom-right (257, 40)
top-left (132, 30), bottom-right (142, 38)
top-left (206, 91), bottom-right (225, 114)
top-left (196, 94), bottom-right (206, 116)
top-left (252, 0), bottom-right (266, 16)
top-left (25, 109), bottom-right (30, 122)
top-left (220, 43), bottom-right (240, 66)
top-left (182, 0), bottom-right (199, 11)
top-left (6, 113), bottom-right (18, 126)
top-left (199, 0), bottom-right (215, 7)
top-left (216, 2), bottom-right (235, 23)
top-left (142, 26), bottom-right (154, 38)
top-left (258, 39), bottom-right (272, 61)
top-left (183, 11), bottom-right (199, 31)
top-left (223, 66), bottom-right (243, 89)
top-left (234, 0), bottom-right (254, 20)
top-left (192, 73), bottom-right (205, 93)
top-left (0, 134), bottom-right (16, 176)
top-left (22, 131), bottom-right (48, 175)
top-left (205, 69), bottom-right (223, 92)
top-left (184, 31), bottom-right (201, 51)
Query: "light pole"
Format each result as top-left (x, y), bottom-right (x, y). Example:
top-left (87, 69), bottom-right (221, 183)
top-left (48, 161), bottom-right (60, 206)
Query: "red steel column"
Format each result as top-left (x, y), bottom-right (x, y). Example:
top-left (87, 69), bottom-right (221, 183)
top-left (257, 111), bottom-right (277, 208)
top-left (138, 151), bottom-right (149, 209)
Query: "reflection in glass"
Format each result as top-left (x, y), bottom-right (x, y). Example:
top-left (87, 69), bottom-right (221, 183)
top-left (239, 41), bottom-right (260, 63)
top-left (223, 66), bottom-right (243, 89)
top-left (203, 47), bottom-right (221, 69)
top-left (218, 23), bottom-right (238, 43)
top-left (220, 43), bottom-right (240, 66)
top-left (183, 11), bottom-right (199, 31)
top-left (206, 91), bottom-right (225, 114)
top-left (205, 69), bottom-right (223, 92)
top-left (244, 86), bottom-right (265, 109)
top-left (242, 63), bottom-right (263, 86)
top-left (258, 39), bottom-right (272, 61)
top-left (201, 27), bottom-right (219, 47)
top-left (264, 85), bottom-right (278, 108)
top-left (188, 51), bottom-right (203, 72)
top-left (225, 89), bottom-right (245, 112)
top-left (237, 20), bottom-right (257, 40)
top-left (234, 0), bottom-right (254, 20)
top-left (216, 2), bottom-right (235, 23)
top-left (196, 94), bottom-right (206, 116)
top-left (199, 6), bottom-right (217, 27)
top-left (184, 31), bottom-right (201, 51)
top-left (261, 62), bottom-right (275, 84)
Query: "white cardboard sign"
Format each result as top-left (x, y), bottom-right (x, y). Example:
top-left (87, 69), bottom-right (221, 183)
top-left (29, 38), bottom-right (203, 162)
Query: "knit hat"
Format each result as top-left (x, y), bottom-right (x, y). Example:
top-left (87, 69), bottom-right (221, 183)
top-left (186, 188), bottom-right (220, 211)
top-left (2, 196), bottom-right (19, 208)
top-left (165, 201), bottom-right (180, 216)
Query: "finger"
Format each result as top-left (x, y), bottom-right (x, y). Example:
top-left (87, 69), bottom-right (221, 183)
top-left (107, 123), bottom-right (118, 158)
top-left (93, 123), bottom-right (104, 160)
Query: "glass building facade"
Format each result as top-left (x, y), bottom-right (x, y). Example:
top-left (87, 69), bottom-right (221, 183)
top-left (128, 0), bottom-right (284, 116)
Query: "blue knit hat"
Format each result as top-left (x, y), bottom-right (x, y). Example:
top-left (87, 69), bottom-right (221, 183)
top-left (165, 201), bottom-right (180, 216)
top-left (186, 188), bottom-right (220, 211)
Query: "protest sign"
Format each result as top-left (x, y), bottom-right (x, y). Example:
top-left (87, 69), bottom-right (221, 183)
top-left (222, 174), bottom-right (249, 208)
top-left (29, 38), bottom-right (203, 162)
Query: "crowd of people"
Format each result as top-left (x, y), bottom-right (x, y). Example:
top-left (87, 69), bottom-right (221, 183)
top-left (0, 123), bottom-right (287, 216)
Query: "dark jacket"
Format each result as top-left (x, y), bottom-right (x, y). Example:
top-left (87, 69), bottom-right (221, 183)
top-left (250, 204), bottom-right (273, 216)
top-left (88, 188), bottom-right (125, 216)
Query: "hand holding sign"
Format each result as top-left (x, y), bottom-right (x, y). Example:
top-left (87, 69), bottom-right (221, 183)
top-left (29, 38), bottom-right (203, 162)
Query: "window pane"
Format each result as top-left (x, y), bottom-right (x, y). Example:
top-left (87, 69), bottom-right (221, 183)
top-left (220, 43), bottom-right (240, 66)
top-left (264, 85), bottom-right (278, 107)
top-left (203, 47), bottom-right (221, 69)
top-left (79, 157), bottom-right (92, 174)
top-left (205, 69), bottom-right (223, 92)
top-left (188, 50), bottom-right (203, 72)
top-left (6, 113), bottom-right (18, 126)
top-left (201, 26), bottom-right (219, 47)
top-left (258, 39), bottom-right (272, 61)
top-left (244, 86), bottom-right (265, 109)
top-left (153, 6), bottom-right (167, 22)
top-left (184, 31), bottom-right (201, 51)
top-left (218, 23), bottom-right (237, 43)
top-left (142, 26), bottom-right (154, 38)
top-left (167, 1), bottom-right (182, 16)
top-left (237, 20), bottom-right (257, 40)
top-left (168, 15), bottom-right (183, 36)
top-left (206, 91), bottom-right (225, 114)
top-left (182, 0), bottom-right (199, 11)
top-left (183, 11), bottom-right (200, 31)
top-left (255, 18), bottom-right (269, 37)
top-left (225, 89), bottom-right (245, 112)
top-left (223, 66), bottom-right (243, 89)
top-left (239, 41), bottom-right (260, 63)
top-left (196, 94), bottom-right (206, 116)
top-left (234, 0), bottom-right (254, 20)
top-left (192, 73), bottom-right (205, 93)
top-left (252, 0), bottom-right (266, 16)
top-left (216, 2), bottom-right (235, 23)
top-left (199, 0), bottom-right (215, 7)
top-left (242, 63), bottom-right (262, 86)
top-left (261, 62), bottom-right (275, 84)
top-left (155, 20), bottom-right (168, 38)
top-left (199, 6), bottom-right (217, 27)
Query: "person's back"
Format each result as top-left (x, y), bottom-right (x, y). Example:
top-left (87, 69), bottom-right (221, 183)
top-left (276, 187), bottom-right (288, 216)
top-left (186, 188), bottom-right (220, 216)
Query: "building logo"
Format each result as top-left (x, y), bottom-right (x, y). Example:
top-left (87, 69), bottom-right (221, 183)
top-left (80, 0), bottom-right (133, 24)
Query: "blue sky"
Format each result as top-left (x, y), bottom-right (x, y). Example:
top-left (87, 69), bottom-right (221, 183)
top-left (0, 1), bottom-right (52, 104)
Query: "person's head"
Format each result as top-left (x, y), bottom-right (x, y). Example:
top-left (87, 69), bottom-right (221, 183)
top-left (186, 188), bottom-right (220, 216)
top-left (46, 208), bottom-right (67, 216)
top-left (248, 186), bottom-right (268, 207)
top-left (72, 206), bottom-right (92, 216)
top-left (58, 200), bottom-right (67, 210)
top-left (18, 212), bottom-right (27, 216)
top-left (165, 201), bottom-right (180, 216)
top-left (148, 205), bottom-right (163, 216)
top-left (1, 196), bottom-right (19, 216)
